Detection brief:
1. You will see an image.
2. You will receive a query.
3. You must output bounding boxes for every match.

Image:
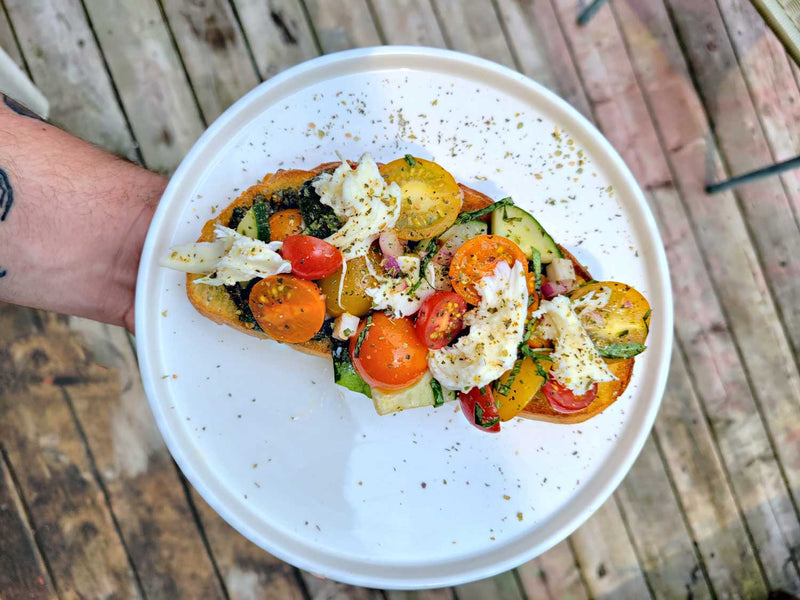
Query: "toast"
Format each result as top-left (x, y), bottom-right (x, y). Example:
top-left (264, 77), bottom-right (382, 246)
top-left (185, 162), bottom-right (637, 423)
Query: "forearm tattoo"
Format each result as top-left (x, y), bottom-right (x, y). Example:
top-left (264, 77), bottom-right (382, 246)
top-left (2, 94), bottom-right (45, 121)
top-left (0, 168), bottom-right (13, 278)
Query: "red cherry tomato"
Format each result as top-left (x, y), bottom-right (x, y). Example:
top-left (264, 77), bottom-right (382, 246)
top-left (414, 292), bottom-right (467, 349)
top-left (281, 235), bottom-right (343, 280)
top-left (349, 312), bottom-right (429, 390)
top-left (542, 378), bottom-right (598, 413)
top-left (459, 386), bottom-right (501, 433)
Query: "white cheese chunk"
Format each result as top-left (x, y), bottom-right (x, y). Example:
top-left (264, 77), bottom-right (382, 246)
top-left (159, 239), bottom-right (229, 273)
top-left (313, 154), bottom-right (401, 261)
top-left (162, 225), bottom-right (289, 283)
top-left (366, 261), bottom-right (436, 318)
top-left (332, 312), bottom-right (360, 341)
top-left (532, 294), bottom-right (616, 395)
top-left (428, 261), bottom-right (529, 392)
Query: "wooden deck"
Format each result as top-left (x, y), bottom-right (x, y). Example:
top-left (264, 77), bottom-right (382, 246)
top-left (1, 0), bottom-right (799, 598)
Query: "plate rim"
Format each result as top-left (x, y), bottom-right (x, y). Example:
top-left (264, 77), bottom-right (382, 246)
top-left (136, 45), bottom-right (674, 589)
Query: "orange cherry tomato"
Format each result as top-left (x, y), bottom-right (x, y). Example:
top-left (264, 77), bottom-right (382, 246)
top-left (269, 208), bottom-right (304, 241)
top-left (248, 275), bottom-right (326, 343)
top-left (449, 235), bottom-right (529, 305)
top-left (349, 312), bottom-right (428, 390)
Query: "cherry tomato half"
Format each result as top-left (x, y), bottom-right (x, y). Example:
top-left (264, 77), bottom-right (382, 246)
top-left (415, 292), bottom-right (467, 349)
top-left (248, 275), bottom-right (326, 344)
top-left (459, 386), bottom-right (501, 433)
top-left (281, 235), bottom-right (343, 280)
top-left (542, 378), bottom-right (598, 414)
top-left (269, 208), bottom-right (304, 242)
top-left (449, 235), bottom-right (529, 305)
top-left (349, 312), bottom-right (429, 390)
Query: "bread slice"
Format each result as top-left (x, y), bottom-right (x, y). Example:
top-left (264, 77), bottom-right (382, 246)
top-left (185, 163), bottom-right (636, 421)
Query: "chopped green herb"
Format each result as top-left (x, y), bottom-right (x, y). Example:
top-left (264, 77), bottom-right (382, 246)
top-left (404, 154), bottom-right (417, 166)
top-left (407, 238), bottom-right (439, 295)
top-left (495, 360), bottom-right (522, 396)
top-left (454, 197), bottom-right (514, 225)
top-left (331, 339), bottom-right (371, 398)
top-left (531, 247), bottom-right (542, 292)
top-left (643, 309), bottom-right (652, 333)
top-left (618, 329), bottom-right (629, 338)
top-left (475, 402), bottom-right (500, 428)
top-left (598, 343), bottom-right (646, 359)
top-left (431, 378), bottom-right (445, 407)
top-left (299, 178), bottom-right (341, 238)
top-left (353, 314), bottom-right (373, 358)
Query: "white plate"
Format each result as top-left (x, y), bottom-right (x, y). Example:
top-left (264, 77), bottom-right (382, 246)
top-left (136, 47), bottom-right (673, 589)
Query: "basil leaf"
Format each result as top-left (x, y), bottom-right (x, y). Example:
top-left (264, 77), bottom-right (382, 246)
top-left (353, 314), bottom-right (373, 358)
top-left (431, 378), bottom-right (445, 407)
top-left (454, 197), bottom-right (514, 225)
top-left (598, 343), bottom-right (646, 359)
top-left (404, 154), bottom-right (417, 166)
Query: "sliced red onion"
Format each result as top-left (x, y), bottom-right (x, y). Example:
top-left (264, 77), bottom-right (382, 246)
top-left (541, 279), bottom-right (575, 300)
top-left (382, 255), bottom-right (402, 276)
top-left (379, 230), bottom-right (403, 259)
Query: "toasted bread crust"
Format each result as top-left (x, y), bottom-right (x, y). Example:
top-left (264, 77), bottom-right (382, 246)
top-left (184, 161), bottom-right (636, 421)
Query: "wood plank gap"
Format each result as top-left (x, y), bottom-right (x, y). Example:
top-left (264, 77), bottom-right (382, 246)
top-left (610, 493), bottom-right (657, 599)
top-left (297, 0), bottom-right (325, 56)
top-left (290, 567), bottom-right (314, 600)
top-left (648, 428), bottom-right (717, 599)
top-left (488, 0), bottom-right (524, 72)
top-left (0, 0), bottom-right (32, 78)
top-left (427, 0), bottom-right (453, 50)
top-left (152, 0), bottom-right (210, 127)
top-left (509, 568), bottom-right (529, 600)
top-left (612, 0), bottom-right (800, 540)
top-left (671, 340), bottom-right (774, 587)
top-left (72, 0), bottom-right (146, 166)
top-left (565, 536), bottom-right (593, 599)
top-left (0, 445), bottom-right (62, 600)
top-left (224, 0), bottom-right (266, 82)
top-left (363, 0), bottom-right (388, 44)
top-left (609, 0), bottom-right (800, 531)
top-left (172, 467), bottom-right (233, 600)
top-left (57, 386), bottom-right (150, 600)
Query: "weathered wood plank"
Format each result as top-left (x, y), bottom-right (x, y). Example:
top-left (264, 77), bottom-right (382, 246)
top-left (231, 0), bottom-right (319, 79)
top-left (3, 0), bottom-right (138, 160)
top-left (608, 0), bottom-right (800, 590)
top-left (160, 0), bottom-right (261, 122)
top-left (63, 317), bottom-right (227, 600)
top-left (370, 0), bottom-right (446, 47)
top-left (302, 0), bottom-right (381, 52)
top-left (0, 453), bottom-right (56, 600)
top-left (80, 0), bottom-right (206, 172)
top-left (493, 0), bottom-right (592, 117)
top-left (454, 571), bottom-right (525, 600)
top-left (190, 489), bottom-right (307, 600)
top-left (616, 436), bottom-right (712, 599)
top-left (554, 0), bottom-right (800, 591)
top-left (656, 344), bottom-right (767, 597)
top-left (516, 540), bottom-right (589, 600)
top-left (0, 307), bottom-right (142, 600)
top-left (302, 576), bottom-right (385, 600)
top-left (569, 499), bottom-right (653, 599)
top-left (662, 0), bottom-right (800, 485)
top-left (429, 0), bottom-right (516, 68)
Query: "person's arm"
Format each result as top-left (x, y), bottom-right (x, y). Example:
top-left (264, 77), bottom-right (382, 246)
top-left (0, 95), bottom-right (166, 332)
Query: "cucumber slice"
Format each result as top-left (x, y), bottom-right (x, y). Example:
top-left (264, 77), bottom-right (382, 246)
top-left (439, 220), bottom-right (488, 248)
top-left (236, 203), bottom-right (270, 241)
top-left (372, 372), bottom-right (456, 415)
top-left (490, 205), bottom-right (562, 263)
